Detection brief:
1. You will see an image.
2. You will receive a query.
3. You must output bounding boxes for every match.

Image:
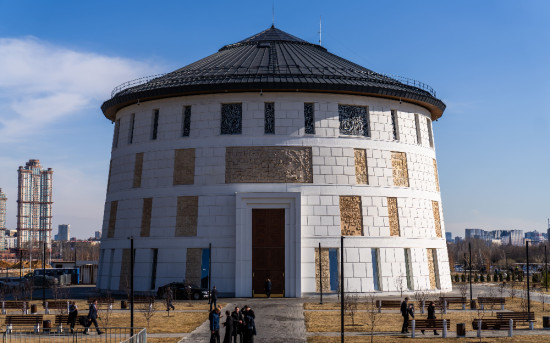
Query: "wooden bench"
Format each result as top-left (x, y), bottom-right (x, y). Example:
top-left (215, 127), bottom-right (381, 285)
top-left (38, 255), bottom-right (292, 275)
top-left (377, 300), bottom-right (404, 312)
top-left (5, 315), bottom-right (43, 329)
top-left (496, 312), bottom-right (535, 324)
top-left (87, 297), bottom-right (115, 305)
top-left (472, 318), bottom-right (516, 330)
top-left (130, 296), bottom-right (155, 304)
top-left (411, 319), bottom-right (451, 338)
top-left (478, 297), bottom-right (506, 310)
top-left (54, 314), bottom-right (87, 328)
top-left (44, 300), bottom-right (69, 314)
top-left (440, 296), bottom-right (467, 310)
top-left (2, 301), bottom-right (27, 314)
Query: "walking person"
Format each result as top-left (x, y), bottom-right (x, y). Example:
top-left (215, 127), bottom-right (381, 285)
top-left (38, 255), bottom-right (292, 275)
top-left (222, 310), bottom-right (234, 343)
top-left (67, 301), bottom-right (78, 333)
top-left (242, 305), bottom-right (256, 343)
top-left (231, 306), bottom-right (244, 343)
top-left (421, 301), bottom-right (439, 335)
top-left (165, 287), bottom-right (175, 312)
top-left (209, 307), bottom-right (221, 343)
top-left (264, 278), bottom-right (272, 298)
top-left (400, 297), bottom-right (410, 333)
top-left (84, 299), bottom-right (103, 335)
top-left (210, 286), bottom-right (218, 311)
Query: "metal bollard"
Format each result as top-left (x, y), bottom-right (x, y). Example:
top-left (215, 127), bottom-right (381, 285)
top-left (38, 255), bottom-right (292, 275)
top-left (6, 324), bottom-right (12, 334)
top-left (411, 320), bottom-right (416, 338)
top-left (377, 300), bottom-right (381, 313)
top-left (443, 319), bottom-right (447, 338)
top-left (462, 302), bottom-right (466, 310)
top-left (509, 319), bottom-right (513, 337)
top-left (34, 323), bottom-right (40, 334)
top-left (501, 304), bottom-right (504, 310)
top-left (1, 301), bottom-right (4, 315)
top-left (477, 319), bottom-right (482, 338)
top-left (45, 301), bottom-right (49, 314)
top-left (529, 320), bottom-right (534, 330)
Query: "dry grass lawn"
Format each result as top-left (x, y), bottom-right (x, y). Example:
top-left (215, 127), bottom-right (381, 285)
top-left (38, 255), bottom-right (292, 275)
top-left (308, 336), bottom-right (550, 343)
top-left (305, 297), bottom-right (550, 333)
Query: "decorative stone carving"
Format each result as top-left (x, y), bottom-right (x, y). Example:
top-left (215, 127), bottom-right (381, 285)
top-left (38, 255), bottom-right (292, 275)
top-left (339, 196), bottom-right (363, 236)
top-left (391, 152), bottom-right (409, 187)
top-left (133, 152), bottom-right (144, 188)
top-left (140, 198), bottom-right (153, 237)
top-left (119, 248), bottom-right (131, 290)
top-left (427, 249), bottom-right (437, 290)
top-left (264, 102), bottom-right (275, 134)
top-left (315, 248), bottom-right (331, 292)
top-left (221, 103), bottom-right (242, 135)
top-left (304, 103), bottom-right (315, 134)
top-left (338, 104), bottom-right (369, 136)
top-left (433, 159), bottom-right (440, 192)
top-left (107, 201), bottom-right (118, 238)
top-left (225, 146), bottom-right (313, 183)
top-left (388, 197), bottom-right (400, 236)
top-left (173, 149), bottom-right (195, 185)
top-left (354, 149), bottom-right (368, 184)
top-left (186, 248), bottom-right (202, 286)
top-left (182, 106), bottom-right (191, 137)
top-left (175, 196), bottom-right (198, 237)
top-left (432, 201), bottom-right (441, 238)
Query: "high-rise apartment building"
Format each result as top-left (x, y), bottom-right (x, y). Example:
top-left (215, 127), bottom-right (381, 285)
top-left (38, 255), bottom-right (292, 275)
top-left (57, 224), bottom-right (70, 241)
top-left (0, 188), bottom-right (7, 250)
top-left (16, 160), bottom-right (53, 251)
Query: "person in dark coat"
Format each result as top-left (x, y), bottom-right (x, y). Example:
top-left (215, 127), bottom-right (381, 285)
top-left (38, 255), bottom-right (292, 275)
top-left (84, 299), bottom-right (103, 335)
top-left (222, 310), bottom-right (233, 343)
top-left (231, 306), bottom-right (244, 343)
top-left (67, 301), bottom-right (78, 333)
top-left (264, 278), bottom-right (272, 298)
top-left (242, 305), bottom-right (256, 343)
top-left (421, 301), bottom-right (439, 335)
top-left (165, 287), bottom-right (175, 312)
top-left (210, 286), bottom-right (218, 311)
top-left (209, 308), bottom-right (221, 343)
top-left (400, 297), bottom-right (410, 333)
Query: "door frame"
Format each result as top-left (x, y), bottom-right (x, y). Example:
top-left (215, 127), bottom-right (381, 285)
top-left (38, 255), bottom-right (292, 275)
top-left (235, 192), bottom-right (301, 297)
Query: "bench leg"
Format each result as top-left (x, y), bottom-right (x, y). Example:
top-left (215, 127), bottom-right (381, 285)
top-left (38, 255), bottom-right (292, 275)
top-left (411, 320), bottom-right (415, 338)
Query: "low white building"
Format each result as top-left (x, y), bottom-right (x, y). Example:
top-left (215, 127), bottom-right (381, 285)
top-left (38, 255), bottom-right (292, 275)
top-left (97, 26), bottom-right (451, 296)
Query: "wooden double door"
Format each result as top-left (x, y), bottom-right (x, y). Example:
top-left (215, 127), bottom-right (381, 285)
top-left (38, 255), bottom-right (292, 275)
top-left (252, 209), bottom-right (285, 297)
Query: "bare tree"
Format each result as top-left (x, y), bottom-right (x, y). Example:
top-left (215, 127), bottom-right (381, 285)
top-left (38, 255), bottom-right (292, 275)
top-left (487, 287), bottom-right (497, 316)
top-left (537, 289), bottom-right (546, 312)
top-left (344, 293), bottom-right (359, 326)
top-left (414, 291), bottom-right (429, 314)
top-left (394, 274), bottom-right (405, 297)
top-left (365, 294), bottom-right (381, 343)
top-left (22, 279), bottom-right (33, 301)
top-left (475, 301), bottom-right (487, 342)
top-left (458, 283), bottom-right (468, 305)
top-left (498, 281), bottom-right (506, 299)
top-left (100, 302), bottom-right (113, 328)
top-left (508, 278), bottom-right (517, 299)
top-left (139, 302), bottom-right (156, 330)
top-left (519, 289), bottom-right (528, 313)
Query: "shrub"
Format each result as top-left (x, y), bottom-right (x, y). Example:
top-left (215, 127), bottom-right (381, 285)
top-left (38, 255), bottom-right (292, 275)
top-left (518, 274), bottom-right (523, 282)
top-left (454, 274), bottom-right (460, 282)
top-left (506, 273), bottom-right (510, 282)
top-left (480, 274), bottom-right (485, 282)
top-left (461, 274), bottom-right (466, 282)
top-left (533, 273), bottom-right (540, 283)
top-left (499, 273), bottom-right (503, 282)
top-left (474, 274), bottom-right (479, 282)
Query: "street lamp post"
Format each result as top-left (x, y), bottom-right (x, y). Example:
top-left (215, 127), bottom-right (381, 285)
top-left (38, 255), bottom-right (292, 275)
top-left (340, 236), bottom-right (344, 343)
top-left (42, 242), bottom-right (46, 306)
top-left (545, 244), bottom-right (548, 292)
top-left (526, 241), bottom-right (530, 314)
top-left (319, 242), bottom-right (323, 305)
top-left (130, 236), bottom-right (134, 336)
top-left (469, 242), bottom-right (473, 308)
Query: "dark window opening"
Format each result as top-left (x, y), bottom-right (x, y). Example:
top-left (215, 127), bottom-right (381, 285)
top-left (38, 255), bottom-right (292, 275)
top-left (304, 103), bottom-right (315, 134)
top-left (152, 109), bottom-right (159, 140)
top-left (182, 106), bottom-right (191, 137)
top-left (264, 102), bottom-right (275, 134)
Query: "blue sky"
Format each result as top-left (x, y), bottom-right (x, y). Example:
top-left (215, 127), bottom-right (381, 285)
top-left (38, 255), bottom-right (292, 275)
top-left (0, 0), bottom-right (548, 238)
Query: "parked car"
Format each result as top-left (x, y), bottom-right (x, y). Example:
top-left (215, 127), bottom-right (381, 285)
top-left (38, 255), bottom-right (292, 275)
top-left (157, 282), bottom-right (210, 300)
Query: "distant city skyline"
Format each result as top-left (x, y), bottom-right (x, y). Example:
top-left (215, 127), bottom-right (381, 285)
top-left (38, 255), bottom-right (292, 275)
top-left (0, 1), bottom-right (549, 237)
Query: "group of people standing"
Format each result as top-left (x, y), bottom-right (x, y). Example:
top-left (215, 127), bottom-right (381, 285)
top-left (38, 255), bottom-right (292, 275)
top-left (400, 297), bottom-right (439, 335)
top-left (66, 299), bottom-right (103, 335)
top-left (210, 305), bottom-right (257, 343)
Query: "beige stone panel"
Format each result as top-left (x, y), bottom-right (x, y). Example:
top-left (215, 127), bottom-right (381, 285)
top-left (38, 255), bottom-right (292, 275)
top-left (140, 198), bottom-right (153, 237)
top-left (339, 196), bottom-right (363, 236)
top-left (175, 196), bottom-right (198, 237)
top-left (315, 248), bottom-right (331, 292)
top-left (391, 151), bottom-right (409, 187)
top-left (225, 146), bottom-right (313, 183)
top-left (433, 159), bottom-right (440, 192)
top-left (427, 248), bottom-right (436, 290)
top-left (354, 148), bottom-right (368, 184)
top-left (388, 197), bottom-right (400, 236)
top-left (107, 201), bottom-right (118, 238)
top-left (186, 248), bottom-right (202, 286)
top-left (173, 149), bottom-right (195, 185)
top-left (119, 248), bottom-right (131, 290)
top-left (133, 152), bottom-right (144, 188)
top-left (432, 201), bottom-right (442, 238)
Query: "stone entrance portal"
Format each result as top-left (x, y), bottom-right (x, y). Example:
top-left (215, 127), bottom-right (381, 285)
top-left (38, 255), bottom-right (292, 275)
top-left (252, 209), bottom-right (285, 297)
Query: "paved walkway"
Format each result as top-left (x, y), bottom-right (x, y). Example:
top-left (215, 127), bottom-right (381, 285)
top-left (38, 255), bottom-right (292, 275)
top-left (180, 298), bottom-right (306, 342)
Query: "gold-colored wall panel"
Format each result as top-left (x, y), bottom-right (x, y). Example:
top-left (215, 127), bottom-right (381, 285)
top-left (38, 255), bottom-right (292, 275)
top-left (107, 201), bottom-right (118, 238)
top-left (315, 248), bottom-right (331, 292)
top-left (432, 201), bottom-right (442, 238)
top-left (433, 159), bottom-right (440, 192)
top-left (133, 152), bottom-right (144, 188)
top-left (427, 248), bottom-right (436, 290)
top-left (391, 152), bottom-right (409, 187)
top-left (175, 196), bottom-right (198, 237)
top-left (354, 149), bottom-right (368, 184)
top-left (186, 248), bottom-right (202, 286)
top-left (140, 198), bottom-right (153, 237)
top-left (339, 196), bottom-right (363, 236)
top-left (388, 197), bottom-right (400, 236)
top-left (225, 146), bottom-right (313, 183)
top-left (173, 149), bottom-right (195, 185)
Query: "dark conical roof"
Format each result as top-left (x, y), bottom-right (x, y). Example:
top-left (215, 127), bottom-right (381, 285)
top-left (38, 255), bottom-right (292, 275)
top-left (102, 26), bottom-right (445, 120)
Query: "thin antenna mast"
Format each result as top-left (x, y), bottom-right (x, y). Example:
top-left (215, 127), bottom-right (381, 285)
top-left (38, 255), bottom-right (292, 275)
top-left (319, 16), bottom-right (322, 46)
top-left (272, 2), bottom-right (275, 27)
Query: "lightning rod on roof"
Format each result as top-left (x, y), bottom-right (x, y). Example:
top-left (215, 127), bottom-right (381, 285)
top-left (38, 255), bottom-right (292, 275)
top-left (272, 1), bottom-right (275, 27)
top-left (319, 15), bottom-right (322, 46)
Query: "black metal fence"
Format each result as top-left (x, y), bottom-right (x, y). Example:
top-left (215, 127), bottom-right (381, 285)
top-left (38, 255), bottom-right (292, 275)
top-left (2, 327), bottom-right (145, 343)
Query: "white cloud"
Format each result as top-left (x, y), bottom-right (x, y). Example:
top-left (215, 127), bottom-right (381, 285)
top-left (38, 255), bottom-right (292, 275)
top-left (0, 37), bottom-right (163, 142)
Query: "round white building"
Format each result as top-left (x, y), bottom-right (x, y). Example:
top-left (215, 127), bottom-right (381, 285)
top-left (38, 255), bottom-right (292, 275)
top-left (97, 26), bottom-right (451, 297)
